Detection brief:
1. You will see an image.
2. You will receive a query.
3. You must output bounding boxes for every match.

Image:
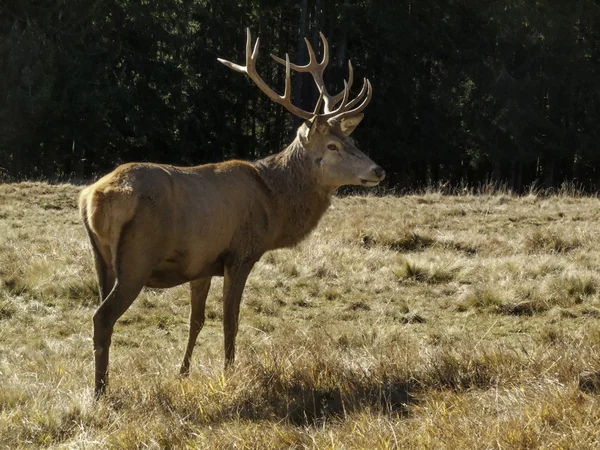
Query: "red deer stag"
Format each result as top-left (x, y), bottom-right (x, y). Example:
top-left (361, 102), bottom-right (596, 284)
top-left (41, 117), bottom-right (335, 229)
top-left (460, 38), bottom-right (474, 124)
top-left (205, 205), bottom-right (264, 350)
top-left (79, 29), bottom-right (385, 397)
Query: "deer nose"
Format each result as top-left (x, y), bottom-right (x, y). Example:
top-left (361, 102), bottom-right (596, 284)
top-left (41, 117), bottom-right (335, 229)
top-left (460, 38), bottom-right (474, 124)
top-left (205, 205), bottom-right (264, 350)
top-left (373, 166), bottom-right (385, 180)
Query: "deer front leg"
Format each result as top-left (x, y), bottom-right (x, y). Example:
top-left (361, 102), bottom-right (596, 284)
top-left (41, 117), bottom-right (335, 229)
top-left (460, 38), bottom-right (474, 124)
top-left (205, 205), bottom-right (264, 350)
top-left (222, 260), bottom-right (254, 368)
top-left (180, 277), bottom-right (212, 376)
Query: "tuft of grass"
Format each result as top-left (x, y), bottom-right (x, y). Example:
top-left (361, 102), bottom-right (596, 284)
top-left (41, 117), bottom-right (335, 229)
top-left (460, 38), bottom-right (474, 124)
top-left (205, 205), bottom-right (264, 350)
top-left (546, 274), bottom-right (597, 307)
top-left (360, 230), bottom-right (434, 252)
top-left (394, 258), bottom-right (460, 284)
top-left (539, 324), bottom-right (566, 345)
top-left (397, 299), bottom-right (410, 314)
top-left (525, 229), bottom-right (581, 254)
top-left (497, 301), bottom-right (538, 316)
top-left (347, 300), bottom-right (371, 311)
top-left (323, 287), bottom-right (341, 300)
top-left (398, 312), bottom-right (426, 324)
top-left (423, 347), bottom-right (524, 391)
top-left (457, 285), bottom-right (504, 311)
top-left (0, 293), bottom-right (17, 319)
top-left (440, 240), bottom-right (479, 256)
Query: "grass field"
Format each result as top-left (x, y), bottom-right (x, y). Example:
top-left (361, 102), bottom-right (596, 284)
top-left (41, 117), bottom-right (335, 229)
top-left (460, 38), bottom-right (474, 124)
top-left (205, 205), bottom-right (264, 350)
top-left (1, 182), bottom-right (600, 448)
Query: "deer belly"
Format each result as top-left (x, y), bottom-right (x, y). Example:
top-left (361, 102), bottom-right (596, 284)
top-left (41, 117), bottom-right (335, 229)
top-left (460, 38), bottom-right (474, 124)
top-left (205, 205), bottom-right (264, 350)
top-left (146, 253), bottom-right (225, 288)
top-left (146, 259), bottom-right (189, 288)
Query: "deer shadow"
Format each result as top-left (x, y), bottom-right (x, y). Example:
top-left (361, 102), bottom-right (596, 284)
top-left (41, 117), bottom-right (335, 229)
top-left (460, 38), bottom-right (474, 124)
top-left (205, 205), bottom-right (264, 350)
top-left (107, 371), bottom-right (417, 427)
top-left (238, 375), bottom-right (417, 426)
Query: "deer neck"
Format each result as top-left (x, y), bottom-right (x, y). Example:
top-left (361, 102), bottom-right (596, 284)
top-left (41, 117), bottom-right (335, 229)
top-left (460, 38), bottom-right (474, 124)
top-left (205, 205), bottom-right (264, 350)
top-left (256, 139), bottom-right (333, 249)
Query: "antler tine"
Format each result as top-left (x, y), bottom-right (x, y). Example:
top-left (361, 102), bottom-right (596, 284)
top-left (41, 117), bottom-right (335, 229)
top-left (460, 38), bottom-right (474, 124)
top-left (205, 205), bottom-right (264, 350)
top-left (271, 32), bottom-right (342, 112)
top-left (312, 87), bottom-right (325, 116)
top-left (317, 79), bottom-right (360, 120)
top-left (331, 60), bottom-right (354, 108)
top-left (248, 28), bottom-right (256, 65)
top-left (270, 35), bottom-right (326, 73)
top-left (303, 36), bottom-right (320, 71)
top-left (218, 28), bottom-right (314, 120)
top-left (333, 80), bottom-right (350, 113)
top-left (318, 32), bottom-right (330, 69)
top-left (343, 77), bottom-right (368, 110)
top-left (331, 79), bottom-right (373, 121)
top-left (283, 54), bottom-right (292, 100)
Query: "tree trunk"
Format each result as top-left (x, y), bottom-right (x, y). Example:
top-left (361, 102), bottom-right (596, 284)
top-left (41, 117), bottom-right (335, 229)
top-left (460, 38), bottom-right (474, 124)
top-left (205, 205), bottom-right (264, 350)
top-left (11, 150), bottom-right (24, 179)
top-left (315, 0), bottom-right (325, 33)
top-left (516, 161), bottom-right (523, 193)
top-left (510, 159), bottom-right (516, 191)
top-left (509, 159), bottom-right (523, 193)
top-left (492, 158), bottom-right (501, 184)
top-left (543, 158), bottom-right (555, 189)
top-left (294, 0), bottom-right (309, 126)
top-left (336, 0), bottom-right (350, 68)
top-left (73, 141), bottom-right (85, 180)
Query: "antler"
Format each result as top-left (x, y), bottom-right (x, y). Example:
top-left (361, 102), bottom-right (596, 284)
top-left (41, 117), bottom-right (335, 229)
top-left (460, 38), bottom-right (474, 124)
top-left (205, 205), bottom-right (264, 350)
top-left (218, 29), bottom-right (372, 121)
top-left (218, 28), bottom-right (318, 120)
top-left (271, 33), bottom-right (347, 113)
top-left (271, 32), bottom-right (372, 120)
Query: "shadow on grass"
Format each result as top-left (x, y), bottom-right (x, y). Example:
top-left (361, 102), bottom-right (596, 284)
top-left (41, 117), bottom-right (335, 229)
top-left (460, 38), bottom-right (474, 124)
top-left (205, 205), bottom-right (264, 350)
top-left (267, 377), bottom-right (415, 425)
top-left (579, 372), bottom-right (600, 394)
top-left (112, 373), bottom-right (418, 428)
top-left (110, 348), bottom-right (525, 427)
top-left (108, 348), bottom-right (528, 427)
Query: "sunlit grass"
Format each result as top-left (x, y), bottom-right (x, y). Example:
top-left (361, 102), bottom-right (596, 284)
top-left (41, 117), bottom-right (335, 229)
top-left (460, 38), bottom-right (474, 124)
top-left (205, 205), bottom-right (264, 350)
top-left (1, 182), bottom-right (600, 448)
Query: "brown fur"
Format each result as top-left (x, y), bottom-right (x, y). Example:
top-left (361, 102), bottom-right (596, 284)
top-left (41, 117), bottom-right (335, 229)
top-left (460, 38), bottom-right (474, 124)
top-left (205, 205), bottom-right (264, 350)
top-left (81, 112), bottom-right (383, 398)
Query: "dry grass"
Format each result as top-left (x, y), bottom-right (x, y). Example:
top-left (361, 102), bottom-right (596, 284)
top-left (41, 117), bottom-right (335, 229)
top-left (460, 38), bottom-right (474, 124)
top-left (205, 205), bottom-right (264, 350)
top-left (2, 183), bottom-right (600, 448)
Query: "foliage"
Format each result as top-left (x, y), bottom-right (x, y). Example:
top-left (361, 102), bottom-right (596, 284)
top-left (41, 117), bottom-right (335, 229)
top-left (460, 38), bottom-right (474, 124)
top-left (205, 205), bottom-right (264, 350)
top-left (1, 1), bottom-right (600, 190)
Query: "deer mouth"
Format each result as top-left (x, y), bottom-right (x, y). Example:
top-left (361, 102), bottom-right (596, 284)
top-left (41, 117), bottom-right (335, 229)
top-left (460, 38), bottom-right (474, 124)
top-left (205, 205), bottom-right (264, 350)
top-left (360, 179), bottom-right (380, 187)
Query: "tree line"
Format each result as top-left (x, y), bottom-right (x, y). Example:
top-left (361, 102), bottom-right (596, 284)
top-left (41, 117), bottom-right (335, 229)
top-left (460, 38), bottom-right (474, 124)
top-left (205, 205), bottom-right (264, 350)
top-left (1, 0), bottom-right (599, 191)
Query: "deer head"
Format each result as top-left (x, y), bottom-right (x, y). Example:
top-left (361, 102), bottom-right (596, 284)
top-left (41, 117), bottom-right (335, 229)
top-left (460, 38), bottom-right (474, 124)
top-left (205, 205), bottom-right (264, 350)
top-left (218, 29), bottom-right (385, 189)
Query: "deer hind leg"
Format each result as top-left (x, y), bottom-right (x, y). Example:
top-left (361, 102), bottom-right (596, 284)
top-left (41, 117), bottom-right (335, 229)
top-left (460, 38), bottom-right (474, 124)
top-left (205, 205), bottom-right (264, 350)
top-left (84, 224), bottom-right (115, 302)
top-left (94, 244), bottom-right (116, 302)
top-left (93, 220), bottom-right (160, 398)
top-left (222, 260), bottom-right (254, 369)
top-left (179, 277), bottom-right (212, 376)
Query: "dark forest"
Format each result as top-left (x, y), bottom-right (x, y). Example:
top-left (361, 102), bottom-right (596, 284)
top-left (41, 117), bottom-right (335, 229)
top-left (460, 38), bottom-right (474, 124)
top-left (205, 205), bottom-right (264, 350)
top-left (1, 1), bottom-right (599, 191)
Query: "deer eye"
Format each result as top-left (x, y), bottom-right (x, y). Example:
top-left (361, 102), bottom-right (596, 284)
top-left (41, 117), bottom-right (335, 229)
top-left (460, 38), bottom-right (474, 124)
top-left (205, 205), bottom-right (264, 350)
top-left (327, 144), bottom-right (338, 151)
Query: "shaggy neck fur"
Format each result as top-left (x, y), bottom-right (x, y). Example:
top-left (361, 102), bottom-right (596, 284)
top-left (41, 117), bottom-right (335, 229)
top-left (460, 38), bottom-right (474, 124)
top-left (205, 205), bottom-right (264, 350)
top-left (255, 137), bottom-right (333, 249)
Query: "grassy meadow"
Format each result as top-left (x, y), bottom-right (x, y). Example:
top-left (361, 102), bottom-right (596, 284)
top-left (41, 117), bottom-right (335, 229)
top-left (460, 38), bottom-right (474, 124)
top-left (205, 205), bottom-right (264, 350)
top-left (1, 182), bottom-right (600, 448)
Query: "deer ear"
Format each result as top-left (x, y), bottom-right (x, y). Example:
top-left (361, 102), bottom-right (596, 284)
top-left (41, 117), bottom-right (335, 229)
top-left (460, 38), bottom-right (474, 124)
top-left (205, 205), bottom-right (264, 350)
top-left (330, 114), bottom-right (364, 136)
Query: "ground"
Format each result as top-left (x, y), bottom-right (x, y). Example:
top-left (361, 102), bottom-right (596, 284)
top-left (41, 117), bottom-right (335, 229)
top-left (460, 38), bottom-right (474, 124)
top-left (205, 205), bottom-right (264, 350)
top-left (1, 182), bottom-right (600, 449)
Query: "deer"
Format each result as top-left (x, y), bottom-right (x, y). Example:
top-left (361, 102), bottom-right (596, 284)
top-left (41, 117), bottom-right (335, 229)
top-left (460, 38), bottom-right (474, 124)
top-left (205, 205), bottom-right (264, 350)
top-left (79, 28), bottom-right (385, 397)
